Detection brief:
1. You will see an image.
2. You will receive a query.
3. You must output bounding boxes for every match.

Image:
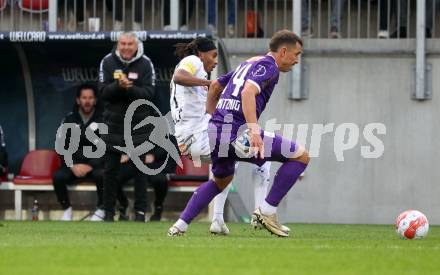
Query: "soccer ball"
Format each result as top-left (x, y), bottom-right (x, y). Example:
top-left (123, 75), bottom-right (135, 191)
top-left (395, 210), bottom-right (429, 239)
top-left (232, 129), bottom-right (254, 157)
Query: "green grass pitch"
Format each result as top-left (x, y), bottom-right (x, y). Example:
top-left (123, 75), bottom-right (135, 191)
top-left (0, 221), bottom-right (439, 275)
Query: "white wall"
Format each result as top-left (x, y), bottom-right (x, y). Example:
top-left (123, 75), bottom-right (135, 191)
top-left (224, 39), bottom-right (440, 225)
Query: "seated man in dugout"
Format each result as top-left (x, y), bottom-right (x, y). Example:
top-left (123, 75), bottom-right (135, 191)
top-left (52, 84), bottom-right (107, 221)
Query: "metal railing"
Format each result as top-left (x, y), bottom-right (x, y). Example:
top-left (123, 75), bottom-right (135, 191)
top-left (54, 0), bottom-right (166, 32)
top-left (0, 0), bottom-right (439, 39)
top-left (0, 0), bottom-right (297, 37)
top-left (301, 0), bottom-right (439, 39)
top-left (0, 0), bottom-right (49, 31)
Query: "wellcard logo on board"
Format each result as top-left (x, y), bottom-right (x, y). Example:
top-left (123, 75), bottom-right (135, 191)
top-left (9, 31), bottom-right (46, 42)
top-left (110, 31), bottom-right (148, 42)
top-left (62, 67), bottom-right (99, 82)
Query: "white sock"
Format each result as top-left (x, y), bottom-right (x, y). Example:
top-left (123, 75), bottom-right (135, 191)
top-left (62, 206), bottom-right (73, 221)
top-left (212, 183), bottom-right (232, 224)
top-left (174, 219), bottom-right (188, 232)
top-left (260, 200), bottom-right (277, 216)
top-left (253, 162), bottom-right (271, 209)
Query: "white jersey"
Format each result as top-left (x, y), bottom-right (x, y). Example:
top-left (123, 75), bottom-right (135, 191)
top-left (170, 55), bottom-right (211, 141)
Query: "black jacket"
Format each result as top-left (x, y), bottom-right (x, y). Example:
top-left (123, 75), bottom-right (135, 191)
top-left (0, 125), bottom-right (7, 176)
top-left (58, 107), bottom-right (103, 169)
top-left (98, 41), bottom-right (156, 149)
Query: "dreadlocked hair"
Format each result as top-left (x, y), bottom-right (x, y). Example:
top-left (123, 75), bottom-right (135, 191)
top-left (174, 40), bottom-right (199, 59)
top-left (174, 37), bottom-right (217, 59)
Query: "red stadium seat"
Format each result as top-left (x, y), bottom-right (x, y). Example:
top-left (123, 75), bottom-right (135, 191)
top-left (13, 150), bottom-right (61, 185)
top-left (18, 0), bottom-right (49, 13)
top-left (0, 0), bottom-right (7, 11)
top-left (0, 171), bottom-right (7, 182)
top-left (168, 155), bottom-right (209, 187)
top-left (1, 165), bottom-right (8, 181)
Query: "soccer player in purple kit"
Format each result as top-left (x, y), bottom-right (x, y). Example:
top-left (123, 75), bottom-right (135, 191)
top-left (168, 30), bottom-right (309, 237)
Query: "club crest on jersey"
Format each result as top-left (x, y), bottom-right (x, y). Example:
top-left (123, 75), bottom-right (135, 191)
top-left (252, 65), bottom-right (266, 77)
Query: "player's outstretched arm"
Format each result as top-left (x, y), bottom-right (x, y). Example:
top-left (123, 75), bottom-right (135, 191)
top-left (242, 82), bottom-right (264, 159)
top-left (206, 80), bottom-right (224, 114)
top-left (242, 82), bottom-right (259, 127)
top-left (173, 69), bottom-right (211, 87)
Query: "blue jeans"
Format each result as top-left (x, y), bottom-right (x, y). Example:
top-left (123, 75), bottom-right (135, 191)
top-left (302, 0), bottom-right (346, 31)
top-left (208, 0), bottom-right (236, 26)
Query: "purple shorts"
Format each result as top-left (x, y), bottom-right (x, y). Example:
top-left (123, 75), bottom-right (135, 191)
top-left (208, 122), bottom-right (303, 178)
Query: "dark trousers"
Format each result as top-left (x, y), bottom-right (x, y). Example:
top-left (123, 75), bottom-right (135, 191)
top-left (52, 166), bottom-right (104, 209)
top-left (104, 150), bottom-right (148, 217)
top-left (119, 163), bottom-right (169, 209)
top-left (58, 0), bottom-right (85, 22)
top-left (379, 0), bottom-right (407, 31)
top-left (149, 173), bottom-right (168, 208)
top-left (106, 0), bottom-right (142, 23)
top-left (163, 0), bottom-right (194, 26)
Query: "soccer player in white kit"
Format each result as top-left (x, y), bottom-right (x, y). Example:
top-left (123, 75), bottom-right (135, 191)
top-left (170, 37), bottom-right (272, 235)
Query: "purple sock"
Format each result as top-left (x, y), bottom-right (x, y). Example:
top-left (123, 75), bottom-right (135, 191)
top-left (265, 161), bottom-right (307, 207)
top-left (180, 180), bottom-right (221, 224)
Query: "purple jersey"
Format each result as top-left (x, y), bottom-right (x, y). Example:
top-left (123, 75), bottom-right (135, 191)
top-left (211, 55), bottom-right (279, 140)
